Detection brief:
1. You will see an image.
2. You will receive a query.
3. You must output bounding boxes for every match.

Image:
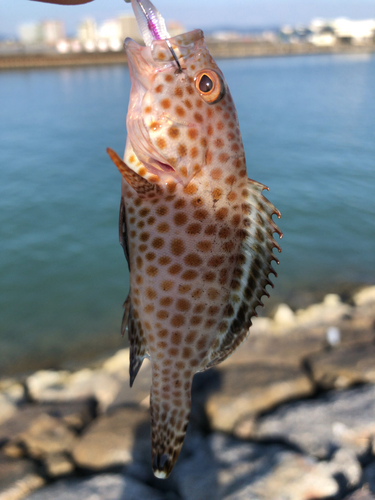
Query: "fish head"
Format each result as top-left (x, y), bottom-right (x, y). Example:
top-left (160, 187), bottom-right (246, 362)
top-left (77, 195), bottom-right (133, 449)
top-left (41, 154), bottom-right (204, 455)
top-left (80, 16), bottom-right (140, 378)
top-left (125, 29), bottom-right (241, 186)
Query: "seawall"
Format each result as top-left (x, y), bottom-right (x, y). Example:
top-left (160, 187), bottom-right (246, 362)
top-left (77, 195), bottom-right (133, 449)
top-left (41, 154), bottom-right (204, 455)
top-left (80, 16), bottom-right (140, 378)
top-left (0, 41), bottom-right (374, 71)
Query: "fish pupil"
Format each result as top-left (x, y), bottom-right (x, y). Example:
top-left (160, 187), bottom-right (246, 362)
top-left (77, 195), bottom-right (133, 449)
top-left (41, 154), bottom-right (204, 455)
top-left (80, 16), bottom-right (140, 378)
top-left (199, 74), bottom-right (213, 93)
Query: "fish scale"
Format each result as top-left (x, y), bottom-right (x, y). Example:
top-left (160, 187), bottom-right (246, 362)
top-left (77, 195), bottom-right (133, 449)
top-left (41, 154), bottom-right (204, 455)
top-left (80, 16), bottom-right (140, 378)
top-left (107, 28), bottom-right (282, 479)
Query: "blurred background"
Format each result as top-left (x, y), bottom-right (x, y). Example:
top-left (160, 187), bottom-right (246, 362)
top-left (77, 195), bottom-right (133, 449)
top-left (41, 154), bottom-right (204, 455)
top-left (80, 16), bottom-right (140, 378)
top-left (0, 0), bottom-right (374, 377)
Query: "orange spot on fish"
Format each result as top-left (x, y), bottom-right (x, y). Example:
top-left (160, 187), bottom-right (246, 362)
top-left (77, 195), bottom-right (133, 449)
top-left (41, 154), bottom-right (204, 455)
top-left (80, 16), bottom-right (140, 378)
top-left (183, 183), bottom-right (198, 196)
top-left (219, 153), bottom-right (229, 163)
top-left (176, 106), bottom-right (185, 117)
top-left (174, 87), bottom-right (183, 97)
top-left (156, 137), bottom-right (167, 149)
top-left (168, 126), bottom-right (180, 139)
top-left (178, 144), bottom-right (187, 157)
top-left (188, 129), bottom-right (198, 140)
top-left (194, 112), bottom-right (203, 123)
top-left (211, 168), bottom-right (223, 180)
top-left (190, 146), bottom-right (198, 159)
top-left (161, 98), bottom-right (171, 109)
top-left (149, 174), bottom-right (160, 183)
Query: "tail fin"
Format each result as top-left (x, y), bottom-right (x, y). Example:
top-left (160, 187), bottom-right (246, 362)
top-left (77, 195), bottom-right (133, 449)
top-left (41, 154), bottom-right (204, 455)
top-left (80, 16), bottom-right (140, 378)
top-left (150, 364), bottom-right (192, 478)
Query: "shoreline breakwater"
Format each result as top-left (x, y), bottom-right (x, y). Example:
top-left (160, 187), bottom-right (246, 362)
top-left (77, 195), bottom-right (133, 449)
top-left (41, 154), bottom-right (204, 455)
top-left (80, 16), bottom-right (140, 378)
top-left (1, 285), bottom-right (375, 500)
top-left (1, 41), bottom-right (374, 71)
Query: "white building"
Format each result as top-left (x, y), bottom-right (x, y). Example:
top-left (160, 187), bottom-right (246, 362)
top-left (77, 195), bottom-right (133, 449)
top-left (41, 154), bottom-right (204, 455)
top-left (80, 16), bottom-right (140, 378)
top-left (118, 14), bottom-right (142, 42)
top-left (332, 18), bottom-right (375, 45)
top-left (18, 23), bottom-right (42, 44)
top-left (78, 18), bottom-right (98, 43)
top-left (309, 17), bottom-right (375, 46)
top-left (167, 21), bottom-right (186, 38)
top-left (41, 20), bottom-right (65, 44)
top-left (18, 20), bottom-right (65, 45)
top-left (309, 33), bottom-right (336, 47)
top-left (98, 19), bottom-right (122, 42)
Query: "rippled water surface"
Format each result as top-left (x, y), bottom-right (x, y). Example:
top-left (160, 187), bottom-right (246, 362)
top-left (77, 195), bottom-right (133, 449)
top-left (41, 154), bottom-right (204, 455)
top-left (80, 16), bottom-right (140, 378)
top-left (1, 53), bottom-right (374, 375)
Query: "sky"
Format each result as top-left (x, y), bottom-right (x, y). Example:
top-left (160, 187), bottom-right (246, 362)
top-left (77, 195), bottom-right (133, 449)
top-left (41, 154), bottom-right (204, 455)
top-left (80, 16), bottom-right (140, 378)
top-left (1, 0), bottom-right (375, 38)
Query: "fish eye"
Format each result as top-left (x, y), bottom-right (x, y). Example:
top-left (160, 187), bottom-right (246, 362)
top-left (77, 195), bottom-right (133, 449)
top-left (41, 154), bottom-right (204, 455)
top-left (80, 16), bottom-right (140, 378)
top-left (194, 69), bottom-right (225, 104)
top-left (199, 74), bottom-right (213, 93)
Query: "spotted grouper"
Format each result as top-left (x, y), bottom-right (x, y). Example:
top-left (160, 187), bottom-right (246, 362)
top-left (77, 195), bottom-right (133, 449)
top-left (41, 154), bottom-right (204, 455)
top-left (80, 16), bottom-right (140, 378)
top-left (107, 0), bottom-right (282, 479)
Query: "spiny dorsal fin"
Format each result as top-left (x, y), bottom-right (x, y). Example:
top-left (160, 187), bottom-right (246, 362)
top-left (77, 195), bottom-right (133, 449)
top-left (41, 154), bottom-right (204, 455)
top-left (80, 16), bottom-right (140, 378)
top-left (107, 148), bottom-right (161, 198)
top-left (205, 178), bottom-right (282, 369)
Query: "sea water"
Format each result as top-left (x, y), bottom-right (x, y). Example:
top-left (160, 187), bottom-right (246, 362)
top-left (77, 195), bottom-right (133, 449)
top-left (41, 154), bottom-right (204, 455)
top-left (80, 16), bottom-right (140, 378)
top-left (1, 53), bottom-right (374, 375)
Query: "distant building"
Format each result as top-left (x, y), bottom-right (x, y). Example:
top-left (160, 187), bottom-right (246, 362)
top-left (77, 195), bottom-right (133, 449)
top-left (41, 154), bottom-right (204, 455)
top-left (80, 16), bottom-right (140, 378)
top-left (332, 18), bottom-right (375, 45)
top-left (309, 18), bottom-right (375, 46)
top-left (167, 21), bottom-right (186, 38)
top-left (309, 33), bottom-right (336, 46)
top-left (41, 20), bottom-right (65, 44)
top-left (78, 18), bottom-right (97, 43)
top-left (118, 14), bottom-right (142, 42)
top-left (18, 20), bottom-right (64, 45)
top-left (18, 23), bottom-right (42, 44)
top-left (98, 19), bottom-right (121, 41)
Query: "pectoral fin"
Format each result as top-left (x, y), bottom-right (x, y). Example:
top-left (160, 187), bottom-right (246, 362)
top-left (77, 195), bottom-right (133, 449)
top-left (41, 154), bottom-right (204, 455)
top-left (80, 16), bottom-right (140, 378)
top-left (119, 196), bottom-right (130, 270)
top-left (107, 148), bottom-right (161, 198)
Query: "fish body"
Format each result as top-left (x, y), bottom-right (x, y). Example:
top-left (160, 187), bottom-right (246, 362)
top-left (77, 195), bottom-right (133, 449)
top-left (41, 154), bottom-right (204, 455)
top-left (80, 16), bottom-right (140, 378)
top-left (108, 29), bottom-right (281, 478)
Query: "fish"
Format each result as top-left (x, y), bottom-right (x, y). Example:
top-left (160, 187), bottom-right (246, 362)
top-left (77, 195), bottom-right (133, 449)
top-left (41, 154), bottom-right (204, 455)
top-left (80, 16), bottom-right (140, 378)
top-left (106, 0), bottom-right (282, 479)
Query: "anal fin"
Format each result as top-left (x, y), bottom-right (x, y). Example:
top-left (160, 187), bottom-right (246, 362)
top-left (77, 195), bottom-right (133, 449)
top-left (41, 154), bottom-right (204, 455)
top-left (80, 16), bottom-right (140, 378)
top-left (123, 298), bottom-right (149, 387)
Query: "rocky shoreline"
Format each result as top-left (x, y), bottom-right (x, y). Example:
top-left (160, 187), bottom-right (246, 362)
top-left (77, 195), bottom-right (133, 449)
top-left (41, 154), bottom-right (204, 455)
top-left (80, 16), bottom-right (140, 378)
top-left (1, 285), bottom-right (374, 500)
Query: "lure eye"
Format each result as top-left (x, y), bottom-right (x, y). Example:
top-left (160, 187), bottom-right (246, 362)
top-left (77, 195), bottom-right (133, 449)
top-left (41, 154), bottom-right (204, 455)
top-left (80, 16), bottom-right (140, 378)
top-left (195, 69), bottom-right (225, 104)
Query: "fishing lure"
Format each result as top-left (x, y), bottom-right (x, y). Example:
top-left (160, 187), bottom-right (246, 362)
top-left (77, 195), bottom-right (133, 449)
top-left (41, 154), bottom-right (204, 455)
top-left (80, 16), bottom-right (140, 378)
top-left (106, 0), bottom-right (282, 478)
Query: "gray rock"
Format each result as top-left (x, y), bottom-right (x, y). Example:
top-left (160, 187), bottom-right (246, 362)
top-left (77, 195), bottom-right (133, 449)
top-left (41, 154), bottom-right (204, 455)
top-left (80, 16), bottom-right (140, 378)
top-left (175, 433), bottom-right (339, 500)
top-left (101, 349), bottom-right (129, 378)
top-left (0, 381), bottom-right (25, 406)
top-left (25, 474), bottom-right (165, 500)
top-left (338, 326), bottom-right (375, 347)
top-left (15, 414), bottom-right (76, 459)
top-left (221, 333), bottom-right (324, 368)
top-left (0, 395), bottom-right (17, 426)
top-left (344, 487), bottom-right (375, 500)
top-left (205, 363), bottom-right (314, 433)
top-left (106, 363), bottom-right (152, 412)
top-left (72, 406), bottom-right (150, 470)
top-left (43, 453), bottom-right (74, 478)
top-left (363, 461), bottom-right (375, 493)
top-left (0, 401), bottom-right (93, 449)
top-left (326, 448), bottom-right (362, 488)
top-left (0, 454), bottom-right (45, 500)
top-left (26, 369), bottom-right (120, 413)
top-left (273, 303), bottom-right (296, 327)
top-left (353, 286), bottom-right (375, 307)
top-left (308, 343), bottom-right (375, 389)
top-left (295, 293), bottom-right (353, 326)
top-left (254, 384), bottom-right (375, 458)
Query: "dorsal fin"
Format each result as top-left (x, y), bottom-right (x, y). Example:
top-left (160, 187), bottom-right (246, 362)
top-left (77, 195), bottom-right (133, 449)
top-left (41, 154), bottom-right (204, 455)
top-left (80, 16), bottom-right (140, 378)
top-left (204, 178), bottom-right (282, 369)
top-left (107, 148), bottom-right (161, 198)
